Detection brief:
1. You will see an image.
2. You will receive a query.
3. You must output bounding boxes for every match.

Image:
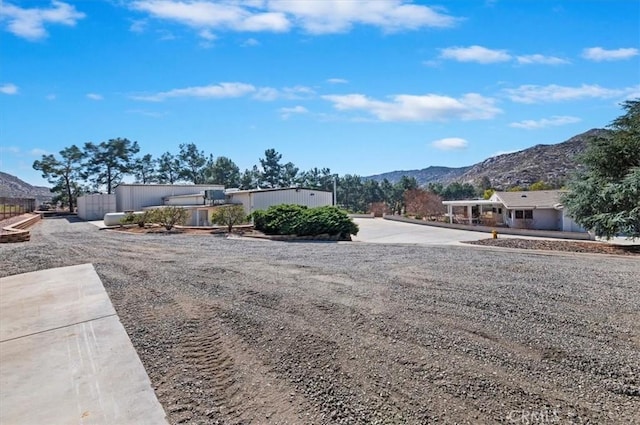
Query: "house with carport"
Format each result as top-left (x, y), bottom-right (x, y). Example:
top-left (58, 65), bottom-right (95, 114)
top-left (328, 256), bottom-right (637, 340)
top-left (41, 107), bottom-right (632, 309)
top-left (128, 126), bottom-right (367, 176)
top-left (442, 190), bottom-right (586, 233)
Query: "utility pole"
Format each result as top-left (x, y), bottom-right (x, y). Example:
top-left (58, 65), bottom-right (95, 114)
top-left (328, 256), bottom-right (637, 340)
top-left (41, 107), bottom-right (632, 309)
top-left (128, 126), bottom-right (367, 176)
top-left (333, 175), bottom-right (337, 206)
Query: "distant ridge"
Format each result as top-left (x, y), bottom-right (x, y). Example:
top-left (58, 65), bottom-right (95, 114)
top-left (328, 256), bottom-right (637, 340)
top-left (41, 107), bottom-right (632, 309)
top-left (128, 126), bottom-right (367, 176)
top-left (366, 128), bottom-right (609, 189)
top-left (0, 172), bottom-right (52, 201)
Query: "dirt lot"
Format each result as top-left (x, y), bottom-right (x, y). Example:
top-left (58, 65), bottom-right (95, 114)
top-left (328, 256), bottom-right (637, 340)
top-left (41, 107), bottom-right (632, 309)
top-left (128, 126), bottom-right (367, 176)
top-left (1, 217), bottom-right (639, 424)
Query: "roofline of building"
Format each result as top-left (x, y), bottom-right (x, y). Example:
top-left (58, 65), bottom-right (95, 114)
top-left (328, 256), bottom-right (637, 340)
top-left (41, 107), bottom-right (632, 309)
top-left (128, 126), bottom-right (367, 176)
top-left (226, 187), bottom-right (332, 195)
top-left (115, 183), bottom-right (224, 188)
top-left (441, 200), bottom-right (499, 206)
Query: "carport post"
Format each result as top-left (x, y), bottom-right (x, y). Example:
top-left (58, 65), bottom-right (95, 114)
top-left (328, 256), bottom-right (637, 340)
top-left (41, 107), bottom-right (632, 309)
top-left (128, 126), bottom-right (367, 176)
top-left (448, 204), bottom-right (453, 223)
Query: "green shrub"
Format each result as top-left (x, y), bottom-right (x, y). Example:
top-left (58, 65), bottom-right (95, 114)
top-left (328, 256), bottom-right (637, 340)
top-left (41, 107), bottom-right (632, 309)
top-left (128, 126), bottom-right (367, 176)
top-left (253, 204), bottom-right (307, 235)
top-left (295, 206), bottom-right (359, 237)
top-left (252, 204), bottom-right (358, 237)
top-left (150, 206), bottom-right (189, 230)
top-left (211, 205), bottom-right (248, 232)
top-left (120, 211), bottom-right (151, 227)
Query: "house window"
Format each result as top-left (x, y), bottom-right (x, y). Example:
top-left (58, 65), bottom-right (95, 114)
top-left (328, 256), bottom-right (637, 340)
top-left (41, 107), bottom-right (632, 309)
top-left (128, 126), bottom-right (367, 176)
top-left (515, 210), bottom-right (533, 219)
top-left (498, 208), bottom-right (502, 214)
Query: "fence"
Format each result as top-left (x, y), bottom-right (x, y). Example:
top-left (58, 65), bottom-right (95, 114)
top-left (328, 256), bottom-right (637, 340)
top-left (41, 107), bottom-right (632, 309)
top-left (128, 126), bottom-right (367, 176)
top-left (0, 197), bottom-right (36, 220)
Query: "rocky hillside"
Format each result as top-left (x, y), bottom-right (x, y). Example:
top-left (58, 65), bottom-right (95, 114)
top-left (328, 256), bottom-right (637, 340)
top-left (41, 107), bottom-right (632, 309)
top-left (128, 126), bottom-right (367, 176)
top-left (0, 172), bottom-right (52, 201)
top-left (456, 128), bottom-right (609, 189)
top-left (366, 166), bottom-right (469, 185)
top-left (367, 128), bottom-right (609, 189)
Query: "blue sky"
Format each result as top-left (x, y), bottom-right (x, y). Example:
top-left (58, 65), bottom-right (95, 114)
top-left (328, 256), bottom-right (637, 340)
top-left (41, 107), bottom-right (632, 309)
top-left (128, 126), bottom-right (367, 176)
top-left (1, 0), bottom-right (639, 187)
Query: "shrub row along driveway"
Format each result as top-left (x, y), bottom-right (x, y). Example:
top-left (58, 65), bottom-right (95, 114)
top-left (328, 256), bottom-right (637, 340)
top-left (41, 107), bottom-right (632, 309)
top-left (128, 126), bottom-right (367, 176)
top-left (1, 217), bottom-right (638, 424)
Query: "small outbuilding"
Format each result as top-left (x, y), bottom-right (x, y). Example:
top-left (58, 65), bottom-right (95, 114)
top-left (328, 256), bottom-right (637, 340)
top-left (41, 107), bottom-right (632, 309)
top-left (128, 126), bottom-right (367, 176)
top-left (77, 194), bottom-right (116, 221)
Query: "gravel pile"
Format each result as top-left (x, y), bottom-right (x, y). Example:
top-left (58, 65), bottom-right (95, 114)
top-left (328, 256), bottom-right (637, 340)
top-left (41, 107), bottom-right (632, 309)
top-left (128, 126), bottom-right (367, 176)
top-left (1, 217), bottom-right (639, 424)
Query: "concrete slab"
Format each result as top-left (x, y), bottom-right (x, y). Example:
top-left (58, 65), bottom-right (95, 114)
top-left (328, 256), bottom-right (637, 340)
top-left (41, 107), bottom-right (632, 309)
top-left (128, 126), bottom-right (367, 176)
top-left (352, 218), bottom-right (554, 245)
top-left (0, 264), bottom-right (167, 425)
top-left (88, 220), bottom-right (107, 228)
top-left (0, 264), bottom-right (116, 341)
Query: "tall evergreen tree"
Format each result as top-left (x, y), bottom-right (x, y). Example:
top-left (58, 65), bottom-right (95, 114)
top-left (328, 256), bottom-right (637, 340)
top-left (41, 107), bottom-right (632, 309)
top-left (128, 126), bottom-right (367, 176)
top-left (177, 143), bottom-right (208, 184)
top-left (157, 152), bottom-right (181, 184)
top-left (83, 138), bottom-right (140, 193)
top-left (258, 148), bottom-right (283, 188)
top-left (133, 153), bottom-right (158, 183)
top-left (207, 156), bottom-right (241, 187)
top-left (33, 145), bottom-right (84, 211)
top-left (563, 99), bottom-right (640, 239)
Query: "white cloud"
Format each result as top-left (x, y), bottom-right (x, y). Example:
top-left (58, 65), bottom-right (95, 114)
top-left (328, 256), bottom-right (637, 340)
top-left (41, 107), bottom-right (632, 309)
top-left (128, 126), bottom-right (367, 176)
top-left (126, 109), bottom-right (168, 118)
top-left (491, 149), bottom-right (519, 157)
top-left (131, 0), bottom-right (459, 36)
top-left (29, 148), bottom-right (50, 156)
top-left (253, 87), bottom-right (279, 101)
top-left (130, 19), bottom-right (147, 33)
top-left (327, 78), bottom-right (348, 84)
top-left (242, 37), bottom-right (260, 46)
top-left (504, 83), bottom-right (639, 103)
top-left (509, 115), bottom-right (581, 130)
top-left (322, 92), bottom-right (501, 122)
top-left (0, 146), bottom-right (20, 154)
top-left (279, 105), bottom-right (308, 119)
top-left (0, 1), bottom-right (85, 41)
top-left (131, 1), bottom-right (290, 33)
top-left (283, 85), bottom-right (315, 98)
top-left (0, 83), bottom-right (18, 95)
top-left (431, 137), bottom-right (468, 151)
top-left (86, 93), bottom-right (103, 101)
top-left (516, 54), bottom-right (569, 65)
top-left (440, 45), bottom-right (511, 64)
top-left (198, 28), bottom-right (216, 40)
top-left (132, 82), bottom-right (256, 101)
top-left (267, 0), bottom-right (459, 33)
top-left (582, 47), bottom-right (639, 62)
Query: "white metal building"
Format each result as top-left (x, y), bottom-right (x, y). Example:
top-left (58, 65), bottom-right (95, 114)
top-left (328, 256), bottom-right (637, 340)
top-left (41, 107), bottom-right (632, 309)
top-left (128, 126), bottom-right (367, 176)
top-left (227, 188), bottom-right (333, 216)
top-left (114, 184), bottom-right (224, 212)
top-left (77, 194), bottom-right (116, 220)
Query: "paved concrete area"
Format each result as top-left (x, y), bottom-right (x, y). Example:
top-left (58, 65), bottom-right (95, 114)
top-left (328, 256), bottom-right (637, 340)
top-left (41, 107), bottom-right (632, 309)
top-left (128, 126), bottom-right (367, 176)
top-left (352, 217), bottom-right (552, 245)
top-left (0, 264), bottom-right (168, 425)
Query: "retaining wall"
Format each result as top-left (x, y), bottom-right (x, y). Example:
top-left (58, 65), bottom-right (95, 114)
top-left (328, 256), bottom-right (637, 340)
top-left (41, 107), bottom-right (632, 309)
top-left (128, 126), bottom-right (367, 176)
top-left (0, 214), bottom-right (42, 243)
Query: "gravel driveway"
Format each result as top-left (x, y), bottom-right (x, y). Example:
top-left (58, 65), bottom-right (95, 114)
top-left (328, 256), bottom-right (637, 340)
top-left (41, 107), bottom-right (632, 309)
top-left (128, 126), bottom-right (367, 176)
top-left (1, 217), bottom-right (638, 424)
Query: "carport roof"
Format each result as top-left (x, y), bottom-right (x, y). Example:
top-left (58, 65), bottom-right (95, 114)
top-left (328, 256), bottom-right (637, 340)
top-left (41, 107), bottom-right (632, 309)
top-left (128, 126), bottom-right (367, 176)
top-left (441, 199), bottom-right (499, 206)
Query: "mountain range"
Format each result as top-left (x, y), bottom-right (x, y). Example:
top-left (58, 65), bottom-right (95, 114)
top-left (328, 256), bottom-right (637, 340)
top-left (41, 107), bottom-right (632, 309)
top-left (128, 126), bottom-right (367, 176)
top-left (366, 128), bottom-right (607, 189)
top-left (0, 171), bottom-right (53, 201)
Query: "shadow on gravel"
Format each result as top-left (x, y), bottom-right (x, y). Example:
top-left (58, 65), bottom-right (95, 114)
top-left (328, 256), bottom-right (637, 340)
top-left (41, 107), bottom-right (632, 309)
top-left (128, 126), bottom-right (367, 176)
top-left (43, 215), bottom-right (85, 224)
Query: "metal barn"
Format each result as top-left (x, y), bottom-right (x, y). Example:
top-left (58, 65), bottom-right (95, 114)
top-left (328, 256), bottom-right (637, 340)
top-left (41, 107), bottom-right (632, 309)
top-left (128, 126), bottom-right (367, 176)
top-left (227, 188), bottom-right (333, 216)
